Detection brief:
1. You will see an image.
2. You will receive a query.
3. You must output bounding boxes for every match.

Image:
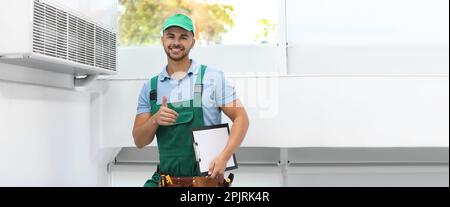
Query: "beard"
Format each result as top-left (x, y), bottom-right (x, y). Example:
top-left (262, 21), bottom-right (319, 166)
top-left (164, 44), bottom-right (191, 62)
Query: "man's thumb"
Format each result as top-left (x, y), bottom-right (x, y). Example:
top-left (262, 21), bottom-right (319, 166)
top-left (162, 96), bottom-right (168, 107)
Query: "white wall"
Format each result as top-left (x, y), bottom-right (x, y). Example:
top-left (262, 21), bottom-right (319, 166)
top-left (114, 45), bottom-right (282, 79)
top-left (286, 0), bottom-right (449, 75)
top-left (98, 74), bottom-right (449, 148)
top-left (0, 63), bottom-right (120, 186)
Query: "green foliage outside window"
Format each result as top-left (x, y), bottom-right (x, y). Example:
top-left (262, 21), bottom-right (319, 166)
top-left (118, 0), bottom-right (236, 46)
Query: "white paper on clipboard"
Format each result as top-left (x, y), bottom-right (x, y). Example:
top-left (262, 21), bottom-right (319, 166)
top-left (191, 123), bottom-right (238, 175)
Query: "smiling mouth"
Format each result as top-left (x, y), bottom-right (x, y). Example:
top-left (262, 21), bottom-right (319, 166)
top-left (170, 47), bottom-right (184, 53)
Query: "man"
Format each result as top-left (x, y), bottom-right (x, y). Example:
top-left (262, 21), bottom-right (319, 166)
top-left (132, 13), bottom-right (249, 187)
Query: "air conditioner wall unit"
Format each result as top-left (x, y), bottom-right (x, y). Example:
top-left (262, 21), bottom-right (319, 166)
top-left (0, 0), bottom-right (117, 76)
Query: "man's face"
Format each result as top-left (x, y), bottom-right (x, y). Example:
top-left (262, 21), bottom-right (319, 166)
top-left (161, 26), bottom-right (195, 62)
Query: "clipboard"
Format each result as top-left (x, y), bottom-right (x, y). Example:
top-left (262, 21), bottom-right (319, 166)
top-left (191, 123), bottom-right (238, 176)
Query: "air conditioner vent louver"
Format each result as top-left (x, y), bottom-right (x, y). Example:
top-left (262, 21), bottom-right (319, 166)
top-left (95, 26), bottom-right (117, 71)
top-left (32, 0), bottom-right (116, 71)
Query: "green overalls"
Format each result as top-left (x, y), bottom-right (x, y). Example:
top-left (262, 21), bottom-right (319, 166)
top-left (143, 65), bottom-right (207, 187)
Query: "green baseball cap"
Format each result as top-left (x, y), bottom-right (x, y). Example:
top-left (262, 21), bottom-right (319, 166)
top-left (162, 13), bottom-right (195, 36)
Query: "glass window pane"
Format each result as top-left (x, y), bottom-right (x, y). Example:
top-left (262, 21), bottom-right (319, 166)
top-left (118, 0), bottom-right (279, 46)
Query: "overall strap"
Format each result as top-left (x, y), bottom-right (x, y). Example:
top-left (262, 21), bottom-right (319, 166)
top-left (193, 65), bottom-right (207, 107)
top-left (149, 75), bottom-right (158, 113)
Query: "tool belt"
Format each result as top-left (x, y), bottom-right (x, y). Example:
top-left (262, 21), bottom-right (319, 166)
top-left (159, 173), bottom-right (234, 187)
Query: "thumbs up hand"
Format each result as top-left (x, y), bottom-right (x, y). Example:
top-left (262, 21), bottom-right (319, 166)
top-left (154, 96), bottom-right (179, 126)
top-left (162, 96), bottom-right (168, 107)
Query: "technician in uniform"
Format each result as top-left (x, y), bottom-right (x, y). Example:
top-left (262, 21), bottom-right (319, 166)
top-left (132, 13), bottom-right (250, 187)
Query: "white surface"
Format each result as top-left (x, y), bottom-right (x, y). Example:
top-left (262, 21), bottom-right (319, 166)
top-left (287, 44), bottom-right (449, 75)
top-left (286, 0), bottom-right (449, 74)
top-left (286, 0), bottom-right (449, 45)
top-left (113, 45), bottom-right (282, 79)
top-left (236, 76), bottom-right (450, 147)
top-left (0, 63), bottom-right (75, 88)
top-left (192, 125), bottom-right (236, 174)
top-left (0, 78), bottom-right (119, 186)
top-left (286, 164), bottom-right (449, 187)
top-left (99, 76), bottom-right (449, 148)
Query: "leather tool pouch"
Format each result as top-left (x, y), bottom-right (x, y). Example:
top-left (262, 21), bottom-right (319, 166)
top-left (160, 174), bottom-right (234, 187)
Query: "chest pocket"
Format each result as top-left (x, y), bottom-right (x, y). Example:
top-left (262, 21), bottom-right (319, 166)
top-left (173, 109), bottom-right (194, 125)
